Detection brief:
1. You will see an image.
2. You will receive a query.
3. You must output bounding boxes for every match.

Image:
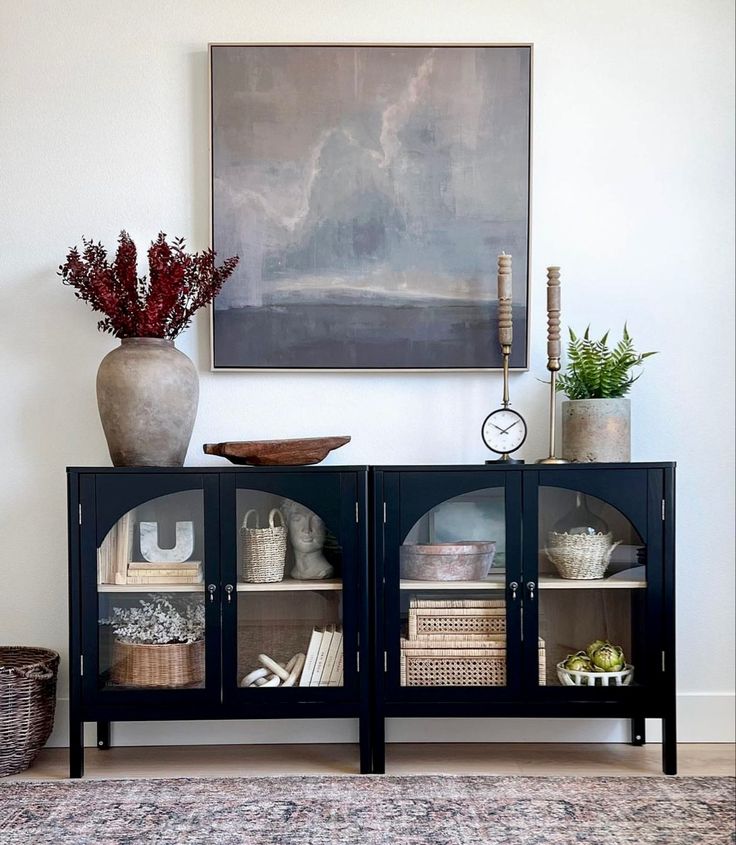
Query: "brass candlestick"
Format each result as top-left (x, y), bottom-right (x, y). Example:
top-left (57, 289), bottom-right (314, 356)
top-left (537, 266), bottom-right (568, 464)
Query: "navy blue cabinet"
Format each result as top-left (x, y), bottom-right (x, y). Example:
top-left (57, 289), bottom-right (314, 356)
top-left (67, 467), bottom-right (371, 778)
top-left (68, 462), bottom-right (675, 777)
top-left (371, 463), bottom-right (676, 775)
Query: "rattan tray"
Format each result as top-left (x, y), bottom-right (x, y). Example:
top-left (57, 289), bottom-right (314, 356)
top-left (400, 636), bottom-right (546, 687)
top-left (408, 598), bottom-right (506, 640)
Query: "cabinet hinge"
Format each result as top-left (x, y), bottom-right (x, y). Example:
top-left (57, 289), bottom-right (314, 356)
top-left (78, 503), bottom-right (82, 525)
top-left (661, 651), bottom-right (666, 672)
top-left (661, 499), bottom-right (666, 521)
top-left (383, 502), bottom-right (387, 524)
top-left (355, 502), bottom-right (359, 523)
top-left (80, 655), bottom-right (84, 676)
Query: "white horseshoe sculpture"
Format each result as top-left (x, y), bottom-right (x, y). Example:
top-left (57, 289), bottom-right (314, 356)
top-left (140, 521), bottom-right (195, 563)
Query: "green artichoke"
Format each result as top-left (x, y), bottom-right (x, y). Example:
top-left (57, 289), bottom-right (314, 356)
top-left (564, 651), bottom-right (593, 672)
top-left (585, 639), bottom-right (608, 659)
top-left (590, 642), bottom-right (625, 672)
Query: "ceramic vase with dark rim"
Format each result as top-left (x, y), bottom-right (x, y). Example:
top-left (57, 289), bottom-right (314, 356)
top-left (96, 338), bottom-right (199, 467)
top-left (561, 397), bottom-right (631, 463)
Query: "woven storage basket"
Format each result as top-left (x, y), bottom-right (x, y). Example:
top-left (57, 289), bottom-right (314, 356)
top-left (241, 508), bottom-right (287, 583)
top-left (400, 637), bottom-right (546, 687)
top-left (0, 647), bottom-right (59, 777)
top-left (546, 532), bottom-right (620, 579)
top-left (408, 598), bottom-right (506, 640)
top-left (110, 639), bottom-right (204, 687)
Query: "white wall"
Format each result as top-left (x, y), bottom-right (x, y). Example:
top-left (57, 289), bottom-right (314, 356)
top-left (1, 0), bottom-right (733, 746)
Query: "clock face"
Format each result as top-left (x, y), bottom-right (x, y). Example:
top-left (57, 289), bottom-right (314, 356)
top-left (481, 408), bottom-right (527, 455)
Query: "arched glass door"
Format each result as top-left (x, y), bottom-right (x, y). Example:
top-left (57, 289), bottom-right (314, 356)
top-left (396, 483), bottom-right (516, 689)
top-left (96, 489), bottom-right (207, 691)
top-left (536, 474), bottom-right (652, 694)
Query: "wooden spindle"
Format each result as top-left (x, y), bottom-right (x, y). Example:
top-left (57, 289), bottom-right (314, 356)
top-left (546, 266), bottom-right (561, 369)
top-left (497, 253), bottom-right (513, 348)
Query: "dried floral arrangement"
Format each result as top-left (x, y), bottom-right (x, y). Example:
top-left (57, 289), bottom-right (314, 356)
top-left (107, 597), bottom-right (205, 645)
top-left (59, 231), bottom-right (239, 339)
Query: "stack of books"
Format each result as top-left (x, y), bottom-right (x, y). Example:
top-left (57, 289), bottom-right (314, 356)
top-left (97, 513), bottom-right (134, 585)
top-left (97, 515), bottom-right (203, 585)
top-left (299, 625), bottom-right (343, 686)
top-left (125, 561), bottom-right (203, 584)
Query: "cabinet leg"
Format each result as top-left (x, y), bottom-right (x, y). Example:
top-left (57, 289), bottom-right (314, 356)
top-left (69, 719), bottom-right (84, 779)
top-left (372, 712), bottom-right (385, 774)
top-left (630, 717), bottom-right (646, 746)
top-left (662, 714), bottom-right (677, 775)
top-left (96, 721), bottom-right (111, 750)
top-left (359, 711), bottom-right (371, 774)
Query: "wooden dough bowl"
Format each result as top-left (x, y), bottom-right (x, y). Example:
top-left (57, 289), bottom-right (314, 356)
top-left (203, 436), bottom-right (351, 466)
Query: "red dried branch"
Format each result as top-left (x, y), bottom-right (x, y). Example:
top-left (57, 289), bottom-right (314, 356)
top-left (59, 231), bottom-right (239, 339)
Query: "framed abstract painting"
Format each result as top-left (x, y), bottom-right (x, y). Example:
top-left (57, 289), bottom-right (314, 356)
top-left (210, 44), bottom-right (531, 371)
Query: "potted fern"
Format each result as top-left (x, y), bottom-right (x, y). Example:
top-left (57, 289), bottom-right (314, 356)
top-left (557, 326), bottom-right (656, 462)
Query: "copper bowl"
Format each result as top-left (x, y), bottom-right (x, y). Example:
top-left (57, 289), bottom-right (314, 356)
top-left (400, 541), bottom-right (496, 581)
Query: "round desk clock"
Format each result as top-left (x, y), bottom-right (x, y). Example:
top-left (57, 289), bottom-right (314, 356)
top-left (481, 407), bottom-right (527, 463)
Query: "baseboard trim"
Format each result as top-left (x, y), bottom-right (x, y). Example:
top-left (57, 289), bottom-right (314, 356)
top-left (46, 692), bottom-right (735, 748)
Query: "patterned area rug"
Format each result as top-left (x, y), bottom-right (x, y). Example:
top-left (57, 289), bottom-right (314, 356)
top-left (0, 775), bottom-right (734, 844)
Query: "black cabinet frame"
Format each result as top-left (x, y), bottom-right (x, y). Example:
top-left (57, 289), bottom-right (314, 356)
top-left (370, 463), bottom-right (677, 775)
top-left (68, 462), bottom-right (676, 778)
top-left (67, 466), bottom-right (371, 778)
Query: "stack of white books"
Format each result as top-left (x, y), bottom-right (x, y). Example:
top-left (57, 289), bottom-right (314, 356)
top-left (299, 625), bottom-right (343, 687)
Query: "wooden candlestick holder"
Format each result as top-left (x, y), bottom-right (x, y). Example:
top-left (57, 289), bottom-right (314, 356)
top-left (537, 266), bottom-right (568, 465)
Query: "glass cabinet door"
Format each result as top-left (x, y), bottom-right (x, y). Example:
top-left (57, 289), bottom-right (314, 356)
top-left (394, 482), bottom-right (516, 691)
top-left (95, 489), bottom-right (208, 691)
top-left (231, 484), bottom-right (350, 693)
top-left (534, 482), bottom-right (651, 690)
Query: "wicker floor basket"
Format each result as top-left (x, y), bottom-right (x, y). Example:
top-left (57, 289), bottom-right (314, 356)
top-left (241, 508), bottom-right (287, 583)
top-left (0, 647), bottom-right (59, 777)
top-left (110, 639), bottom-right (205, 687)
top-left (400, 637), bottom-right (546, 687)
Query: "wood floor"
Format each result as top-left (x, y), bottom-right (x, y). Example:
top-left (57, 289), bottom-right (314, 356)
top-left (9, 743), bottom-right (735, 780)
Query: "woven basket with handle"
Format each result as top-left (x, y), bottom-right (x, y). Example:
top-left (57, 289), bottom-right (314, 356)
top-left (546, 532), bottom-right (621, 579)
top-left (0, 646), bottom-right (59, 777)
top-left (241, 508), bottom-right (287, 583)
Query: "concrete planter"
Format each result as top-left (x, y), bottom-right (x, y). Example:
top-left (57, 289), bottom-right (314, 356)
top-left (561, 398), bottom-right (631, 463)
top-left (96, 338), bottom-right (199, 467)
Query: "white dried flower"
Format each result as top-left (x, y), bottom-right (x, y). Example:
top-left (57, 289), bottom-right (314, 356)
top-left (107, 596), bottom-right (205, 645)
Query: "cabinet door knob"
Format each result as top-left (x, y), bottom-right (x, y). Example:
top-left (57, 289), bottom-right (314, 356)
top-left (225, 584), bottom-right (234, 604)
top-left (526, 581), bottom-right (536, 600)
top-left (509, 581), bottom-right (519, 600)
top-left (207, 584), bottom-right (217, 603)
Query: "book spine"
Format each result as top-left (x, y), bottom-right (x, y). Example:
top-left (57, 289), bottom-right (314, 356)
top-left (299, 628), bottom-right (323, 687)
top-left (128, 562), bottom-right (201, 571)
top-left (319, 629), bottom-right (342, 686)
top-left (124, 575), bottom-right (203, 584)
top-left (310, 627), bottom-right (334, 687)
top-left (328, 650), bottom-right (344, 686)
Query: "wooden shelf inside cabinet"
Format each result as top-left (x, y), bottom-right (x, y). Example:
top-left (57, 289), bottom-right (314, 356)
top-left (400, 573), bottom-right (506, 591)
top-left (236, 578), bottom-right (343, 592)
top-left (97, 584), bottom-right (205, 593)
top-left (400, 567), bottom-right (647, 591)
top-left (539, 568), bottom-right (647, 590)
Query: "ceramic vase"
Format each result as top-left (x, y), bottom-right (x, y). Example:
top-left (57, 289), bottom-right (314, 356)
top-left (96, 338), bottom-right (198, 467)
top-left (561, 398), bottom-right (631, 463)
